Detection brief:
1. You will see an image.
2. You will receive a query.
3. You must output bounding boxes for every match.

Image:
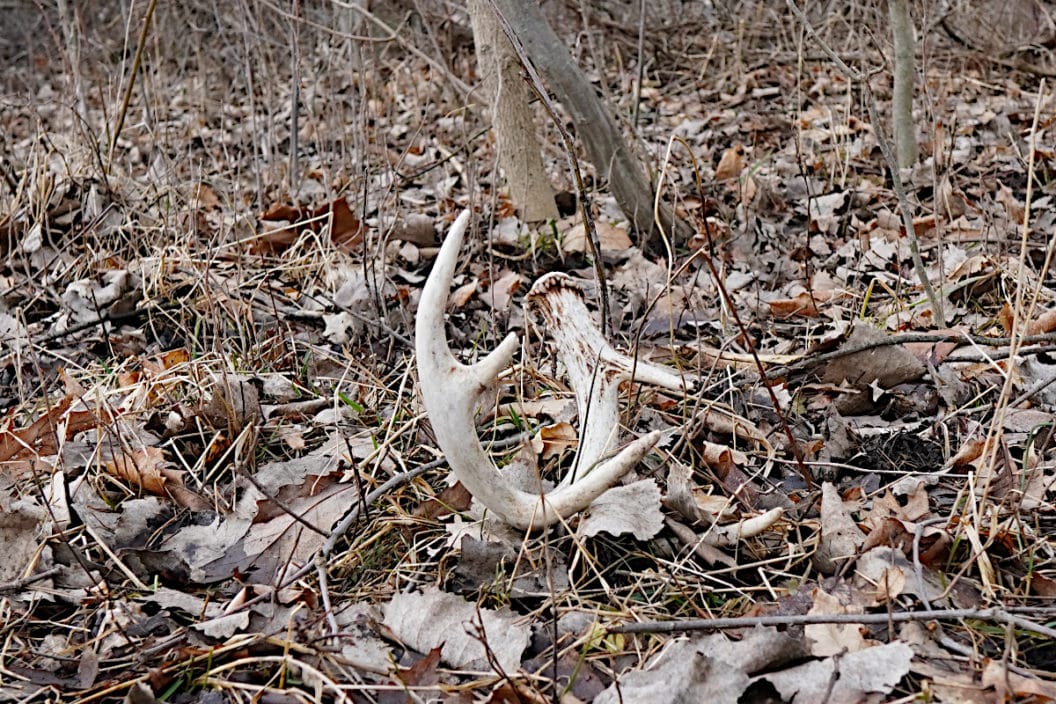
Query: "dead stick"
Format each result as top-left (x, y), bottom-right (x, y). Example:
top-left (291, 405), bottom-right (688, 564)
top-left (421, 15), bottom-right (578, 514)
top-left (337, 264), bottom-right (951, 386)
top-left (612, 606), bottom-right (1056, 638)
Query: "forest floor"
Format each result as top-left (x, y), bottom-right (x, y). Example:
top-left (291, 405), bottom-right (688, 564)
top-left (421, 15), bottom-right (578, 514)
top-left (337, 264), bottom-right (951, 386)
top-left (2, 2), bottom-right (1056, 702)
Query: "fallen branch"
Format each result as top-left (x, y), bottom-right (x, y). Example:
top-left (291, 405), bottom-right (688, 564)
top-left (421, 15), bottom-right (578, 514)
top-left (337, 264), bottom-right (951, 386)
top-left (611, 606), bottom-right (1056, 638)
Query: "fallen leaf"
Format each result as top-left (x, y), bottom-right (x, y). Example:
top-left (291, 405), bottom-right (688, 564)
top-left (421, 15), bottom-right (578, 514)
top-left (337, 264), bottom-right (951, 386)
top-left (480, 269), bottom-right (523, 312)
top-left (561, 221), bottom-right (632, 254)
top-left (595, 626), bottom-right (806, 704)
top-left (1, 395), bottom-right (78, 466)
top-left (814, 482), bottom-right (866, 574)
top-left (805, 588), bottom-right (867, 656)
top-left (105, 446), bottom-right (168, 495)
top-left (820, 324), bottom-right (926, 389)
top-left (808, 191), bottom-right (846, 234)
top-left (326, 196), bottom-right (366, 250)
top-left (537, 421), bottom-right (577, 459)
top-left (389, 213), bottom-right (436, 245)
top-left (0, 498), bottom-right (46, 584)
top-left (257, 196), bottom-right (365, 254)
top-left (715, 144), bottom-right (746, 181)
top-left (192, 182), bottom-right (222, 210)
top-left (1028, 306), bottom-right (1056, 335)
top-left (579, 479), bottom-right (664, 540)
top-left (763, 641), bottom-right (914, 702)
top-left (381, 587), bottom-right (530, 672)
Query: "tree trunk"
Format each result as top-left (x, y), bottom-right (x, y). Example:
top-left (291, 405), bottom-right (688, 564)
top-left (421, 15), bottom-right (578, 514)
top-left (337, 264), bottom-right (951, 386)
top-left (490, 0), bottom-right (691, 241)
top-left (468, 0), bottom-right (558, 222)
top-left (889, 0), bottom-right (917, 168)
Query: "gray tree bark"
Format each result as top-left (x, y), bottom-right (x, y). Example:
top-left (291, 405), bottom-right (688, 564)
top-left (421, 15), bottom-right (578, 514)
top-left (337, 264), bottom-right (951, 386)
top-left (490, 0), bottom-right (691, 241)
top-left (889, 0), bottom-right (918, 168)
top-left (469, 0), bottom-right (558, 222)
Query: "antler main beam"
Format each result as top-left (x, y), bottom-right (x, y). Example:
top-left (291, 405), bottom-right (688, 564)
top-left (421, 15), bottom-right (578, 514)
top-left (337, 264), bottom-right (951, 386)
top-left (416, 210), bottom-right (694, 530)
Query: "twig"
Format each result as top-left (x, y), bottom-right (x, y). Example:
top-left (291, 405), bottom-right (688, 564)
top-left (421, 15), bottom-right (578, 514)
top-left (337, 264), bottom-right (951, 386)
top-left (315, 552), bottom-right (339, 635)
top-left (631, 0), bottom-right (647, 133)
top-left (689, 152), bottom-right (813, 488)
top-left (611, 606), bottom-right (1056, 637)
top-left (288, 0), bottom-right (302, 193)
top-left (107, 0), bottom-right (158, 172)
top-left (0, 566), bottom-right (62, 594)
top-left (329, 0), bottom-right (470, 94)
top-left (772, 330), bottom-right (1056, 377)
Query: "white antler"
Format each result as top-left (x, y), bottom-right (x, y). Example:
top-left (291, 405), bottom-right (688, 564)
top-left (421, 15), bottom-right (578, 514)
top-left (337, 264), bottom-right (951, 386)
top-left (416, 210), bottom-right (695, 529)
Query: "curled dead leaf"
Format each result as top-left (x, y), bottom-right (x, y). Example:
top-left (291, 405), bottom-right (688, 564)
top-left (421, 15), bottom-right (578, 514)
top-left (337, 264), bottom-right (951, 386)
top-left (537, 421), bottom-right (577, 459)
top-left (561, 221), bottom-right (632, 254)
top-left (105, 446), bottom-right (210, 510)
top-left (715, 144), bottom-right (745, 181)
top-left (257, 196), bottom-right (365, 254)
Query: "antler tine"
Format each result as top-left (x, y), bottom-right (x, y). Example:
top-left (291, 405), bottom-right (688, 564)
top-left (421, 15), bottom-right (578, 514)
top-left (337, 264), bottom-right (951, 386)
top-left (416, 210), bottom-right (686, 529)
top-left (527, 273), bottom-right (698, 479)
top-left (416, 211), bottom-right (525, 522)
top-left (417, 210), bottom-right (519, 386)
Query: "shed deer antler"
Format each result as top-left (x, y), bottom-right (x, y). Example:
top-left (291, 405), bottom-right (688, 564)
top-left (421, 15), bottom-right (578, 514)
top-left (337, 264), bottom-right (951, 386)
top-left (416, 210), bottom-right (696, 529)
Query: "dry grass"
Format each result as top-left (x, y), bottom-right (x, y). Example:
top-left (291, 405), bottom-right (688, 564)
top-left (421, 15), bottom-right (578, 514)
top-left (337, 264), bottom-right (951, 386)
top-left (2, 1), bottom-right (1056, 701)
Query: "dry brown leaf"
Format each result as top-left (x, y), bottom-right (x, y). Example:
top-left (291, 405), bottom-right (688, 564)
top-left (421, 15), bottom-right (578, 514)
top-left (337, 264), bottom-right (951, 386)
top-left (579, 479), bottom-right (664, 540)
top-left (256, 196), bottom-right (365, 254)
top-left (946, 253), bottom-right (993, 281)
top-left (537, 421), bottom-right (577, 459)
top-left (768, 291), bottom-right (822, 318)
top-left (141, 348), bottom-right (191, 377)
top-left (714, 144), bottom-right (745, 181)
top-left (561, 221), bottom-right (632, 254)
top-left (739, 173), bottom-right (757, 203)
top-left (983, 660), bottom-right (1056, 700)
top-left (0, 395), bottom-right (75, 465)
top-left (481, 269), bottom-right (523, 312)
top-left (950, 436), bottom-right (986, 469)
top-left (873, 210), bottom-right (936, 236)
top-left (390, 213), bottom-right (436, 245)
top-left (381, 587), bottom-right (530, 672)
top-left (900, 481), bottom-right (931, 521)
top-left (688, 217), bottom-right (731, 249)
top-left (326, 196), bottom-right (366, 250)
top-left (192, 182), bottom-right (221, 210)
top-left (104, 447), bottom-right (209, 510)
top-left (903, 327), bottom-right (965, 365)
top-left (0, 499), bottom-right (46, 584)
top-left (996, 182), bottom-right (1026, 224)
top-left (997, 301), bottom-right (1015, 333)
top-left (701, 440), bottom-right (749, 468)
top-left (447, 280), bottom-right (478, 310)
top-left (766, 641), bottom-right (913, 702)
top-left (805, 588), bottom-right (867, 656)
top-left (106, 446), bottom-right (169, 494)
top-left (1028, 306), bottom-right (1056, 335)
top-left (820, 324), bottom-right (926, 388)
top-left (260, 203), bottom-right (304, 221)
top-left (275, 425), bottom-right (306, 451)
top-left (595, 627), bottom-right (809, 704)
top-left (768, 288), bottom-right (851, 319)
top-left (665, 461), bottom-right (739, 525)
top-left (808, 191), bottom-right (846, 234)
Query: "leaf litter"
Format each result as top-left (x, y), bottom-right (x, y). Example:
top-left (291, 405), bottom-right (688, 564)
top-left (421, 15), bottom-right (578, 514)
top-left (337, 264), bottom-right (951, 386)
top-left (2, 2), bottom-right (1056, 702)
